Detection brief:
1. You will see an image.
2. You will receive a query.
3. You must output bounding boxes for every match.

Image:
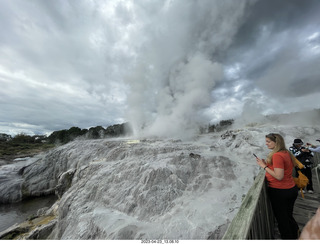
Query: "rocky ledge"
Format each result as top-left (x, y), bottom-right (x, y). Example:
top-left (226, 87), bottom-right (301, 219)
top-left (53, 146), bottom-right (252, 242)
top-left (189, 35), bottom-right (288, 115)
top-left (0, 201), bottom-right (59, 240)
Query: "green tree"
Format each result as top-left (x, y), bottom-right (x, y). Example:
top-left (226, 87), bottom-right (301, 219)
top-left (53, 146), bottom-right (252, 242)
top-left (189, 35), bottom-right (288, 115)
top-left (12, 133), bottom-right (34, 143)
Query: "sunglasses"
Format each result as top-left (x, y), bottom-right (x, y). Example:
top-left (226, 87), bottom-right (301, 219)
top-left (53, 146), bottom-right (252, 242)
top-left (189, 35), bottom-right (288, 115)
top-left (266, 133), bottom-right (277, 141)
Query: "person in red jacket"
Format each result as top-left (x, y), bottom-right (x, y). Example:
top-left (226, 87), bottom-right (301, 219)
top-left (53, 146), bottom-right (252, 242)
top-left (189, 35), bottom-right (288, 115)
top-left (256, 133), bottom-right (299, 239)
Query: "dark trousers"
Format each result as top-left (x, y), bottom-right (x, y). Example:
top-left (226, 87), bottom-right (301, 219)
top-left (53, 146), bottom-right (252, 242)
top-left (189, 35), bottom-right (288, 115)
top-left (267, 186), bottom-right (299, 239)
top-left (301, 167), bottom-right (313, 191)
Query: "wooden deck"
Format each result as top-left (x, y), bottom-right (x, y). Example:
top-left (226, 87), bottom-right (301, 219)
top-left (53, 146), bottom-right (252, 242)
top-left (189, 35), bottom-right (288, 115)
top-left (293, 167), bottom-right (320, 231)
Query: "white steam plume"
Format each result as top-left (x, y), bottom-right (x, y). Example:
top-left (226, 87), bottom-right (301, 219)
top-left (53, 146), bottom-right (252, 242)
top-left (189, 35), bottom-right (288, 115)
top-left (145, 53), bottom-right (223, 139)
top-left (125, 0), bottom-right (257, 139)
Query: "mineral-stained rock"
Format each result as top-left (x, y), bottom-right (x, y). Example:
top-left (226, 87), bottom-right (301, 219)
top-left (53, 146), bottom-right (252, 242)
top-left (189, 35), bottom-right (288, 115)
top-left (55, 169), bottom-right (76, 199)
top-left (0, 223), bottom-right (31, 240)
top-left (25, 218), bottom-right (57, 240)
top-left (0, 215), bottom-right (57, 240)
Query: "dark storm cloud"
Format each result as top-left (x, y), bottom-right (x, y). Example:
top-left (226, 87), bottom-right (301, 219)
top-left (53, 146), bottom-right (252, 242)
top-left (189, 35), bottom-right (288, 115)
top-left (221, 0), bottom-right (320, 98)
top-left (0, 0), bottom-right (320, 137)
top-left (0, 0), bottom-right (129, 135)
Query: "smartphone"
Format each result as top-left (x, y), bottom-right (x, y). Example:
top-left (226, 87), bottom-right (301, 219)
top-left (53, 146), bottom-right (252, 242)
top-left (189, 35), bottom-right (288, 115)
top-left (253, 153), bottom-right (258, 158)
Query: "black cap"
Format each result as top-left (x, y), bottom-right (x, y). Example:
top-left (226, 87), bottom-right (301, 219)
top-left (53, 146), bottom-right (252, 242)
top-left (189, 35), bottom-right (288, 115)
top-left (293, 139), bottom-right (303, 145)
top-left (316, 138), bottom-right (320, 142)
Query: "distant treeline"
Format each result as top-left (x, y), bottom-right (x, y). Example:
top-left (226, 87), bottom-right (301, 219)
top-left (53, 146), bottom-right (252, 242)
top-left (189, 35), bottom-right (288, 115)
top-left (0, 121), bottom-right (235, 159)
top-left (47, 122), bottom-right (131, 144)
top-left (0, 122), bottom-right (132, 145)
top-left (208, 119), bottom-right (234, 133)
top-left (0, 119), bottom-right (234, 146)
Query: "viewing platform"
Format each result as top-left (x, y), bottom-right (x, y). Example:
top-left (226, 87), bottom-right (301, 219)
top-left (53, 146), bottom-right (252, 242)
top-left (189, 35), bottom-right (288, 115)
top-left (222, 153), bottom-right (320, 240)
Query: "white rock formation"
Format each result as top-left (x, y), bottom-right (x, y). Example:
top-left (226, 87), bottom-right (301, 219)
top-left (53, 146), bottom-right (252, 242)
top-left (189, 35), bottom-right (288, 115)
top-left (1, 116), bottom-right (320, 239)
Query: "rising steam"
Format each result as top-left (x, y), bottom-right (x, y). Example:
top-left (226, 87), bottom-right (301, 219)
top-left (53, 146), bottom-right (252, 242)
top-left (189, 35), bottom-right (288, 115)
top-left (125, 0), bottom-right (256, 139)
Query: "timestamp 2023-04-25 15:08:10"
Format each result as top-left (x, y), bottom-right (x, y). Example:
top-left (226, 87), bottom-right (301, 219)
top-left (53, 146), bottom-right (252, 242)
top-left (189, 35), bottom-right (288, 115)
top-left (141, 240), bottom-right (179, 244)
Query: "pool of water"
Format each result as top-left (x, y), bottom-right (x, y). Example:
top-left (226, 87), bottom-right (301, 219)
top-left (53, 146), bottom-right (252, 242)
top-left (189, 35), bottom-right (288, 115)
top-left (0, 195), bottom-right (57, 233)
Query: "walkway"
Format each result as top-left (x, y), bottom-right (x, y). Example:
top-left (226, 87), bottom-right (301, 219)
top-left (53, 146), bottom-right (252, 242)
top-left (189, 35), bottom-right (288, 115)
top-left (294, 168), bottom-right (320, 231)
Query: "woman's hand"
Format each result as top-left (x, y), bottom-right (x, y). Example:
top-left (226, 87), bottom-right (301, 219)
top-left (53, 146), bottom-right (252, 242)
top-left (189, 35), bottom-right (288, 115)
top-left (256, 157), bottom-right (284, 180)
top-left (256, 157), bottom-right (267, 169)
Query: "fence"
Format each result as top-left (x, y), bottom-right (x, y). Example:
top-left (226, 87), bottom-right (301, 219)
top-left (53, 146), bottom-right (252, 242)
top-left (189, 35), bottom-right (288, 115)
top-left (313, 152), bottom-right (320, 187)
top-left (223, 151), bottom-right (320, 240)
top-left (222, 170), bottom-right (274, 239)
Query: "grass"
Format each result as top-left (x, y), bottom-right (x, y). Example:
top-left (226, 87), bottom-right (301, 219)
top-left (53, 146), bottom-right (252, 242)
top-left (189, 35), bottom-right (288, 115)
top-left (0, 141), bottom-right (56, 160)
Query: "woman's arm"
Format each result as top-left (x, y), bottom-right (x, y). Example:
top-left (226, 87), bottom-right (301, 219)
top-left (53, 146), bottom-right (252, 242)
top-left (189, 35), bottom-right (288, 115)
top-left (256, 157), bottom-right (284, 180)
top-left (266, 167), bottom-right (284, 180)
top-left (308, 146), bottom-right (320, 153)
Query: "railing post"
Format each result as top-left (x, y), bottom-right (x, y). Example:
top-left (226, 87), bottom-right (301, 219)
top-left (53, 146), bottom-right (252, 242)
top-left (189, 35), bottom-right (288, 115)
top-left (222, 170), bottom-right (275, 239)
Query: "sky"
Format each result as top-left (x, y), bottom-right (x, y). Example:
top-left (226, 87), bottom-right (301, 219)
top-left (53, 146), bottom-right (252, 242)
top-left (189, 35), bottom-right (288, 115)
top-left (1, 0), bottom-right (320, 137)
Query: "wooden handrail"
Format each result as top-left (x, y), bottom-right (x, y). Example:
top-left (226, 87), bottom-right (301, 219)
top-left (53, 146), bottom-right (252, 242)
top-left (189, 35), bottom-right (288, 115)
top-left (222, 170), bottom-right (274, 239)
top-left (313, 153), bottom-right (320, 186)
top-left (222, 152), bottom-right (320, 240)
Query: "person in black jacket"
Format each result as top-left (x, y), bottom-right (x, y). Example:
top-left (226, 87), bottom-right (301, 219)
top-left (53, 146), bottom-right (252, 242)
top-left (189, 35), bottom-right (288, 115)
top-left (289, 138), bottom-right (314, 193)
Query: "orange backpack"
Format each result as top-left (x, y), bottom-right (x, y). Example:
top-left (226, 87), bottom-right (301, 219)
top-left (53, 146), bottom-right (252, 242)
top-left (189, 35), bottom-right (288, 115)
top-left (293, 158), bottom-right (309, 198)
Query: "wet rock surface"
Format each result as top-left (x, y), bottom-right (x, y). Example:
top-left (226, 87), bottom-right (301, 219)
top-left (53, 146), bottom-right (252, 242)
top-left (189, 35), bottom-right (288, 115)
top-left (1, 123), bottom-right (319, 239)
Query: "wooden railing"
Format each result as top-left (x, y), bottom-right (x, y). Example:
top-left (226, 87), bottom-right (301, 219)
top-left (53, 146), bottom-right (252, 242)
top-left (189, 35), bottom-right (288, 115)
top-left (222, 152), bottom-right (320, 240)
top-left (313, 153), bottom-right (320, 187)
top-left (222, 170), bottom-right (275, 240)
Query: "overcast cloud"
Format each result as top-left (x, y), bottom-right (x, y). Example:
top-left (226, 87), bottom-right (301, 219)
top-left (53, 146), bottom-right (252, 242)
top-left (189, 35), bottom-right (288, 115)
top-left (1, 0), bottom-right (320, 137)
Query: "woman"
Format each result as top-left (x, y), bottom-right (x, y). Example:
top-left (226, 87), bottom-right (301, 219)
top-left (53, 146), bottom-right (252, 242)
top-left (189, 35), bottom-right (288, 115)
top-left (256, 133), bottom-right (299, 239)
